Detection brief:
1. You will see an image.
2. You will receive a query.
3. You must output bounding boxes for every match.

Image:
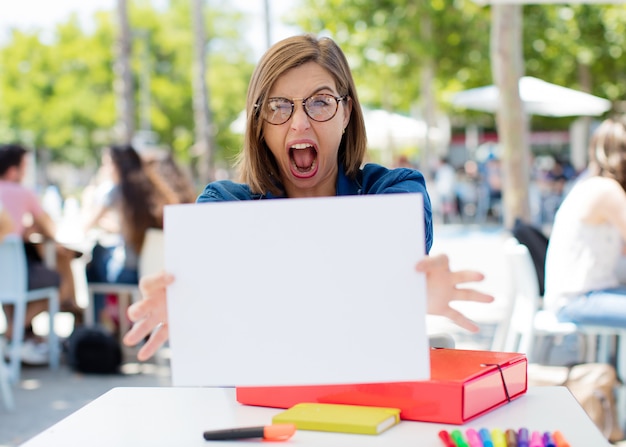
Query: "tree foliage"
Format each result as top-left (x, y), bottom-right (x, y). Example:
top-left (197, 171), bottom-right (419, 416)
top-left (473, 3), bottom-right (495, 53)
top-left (0, 0), bottom-right (255, 167)
top-left (293, 1), bottom-right (626, 131)
top-left (293, 0), bottom-right (492, 114)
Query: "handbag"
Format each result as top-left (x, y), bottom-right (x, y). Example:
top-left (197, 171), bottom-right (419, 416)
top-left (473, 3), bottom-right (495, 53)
top-left (66, 325), bottom-right (122, 374)
top-left (528, 362), bottom-right (624, 442)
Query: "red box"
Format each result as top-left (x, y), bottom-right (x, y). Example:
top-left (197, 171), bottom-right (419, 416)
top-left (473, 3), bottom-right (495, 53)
top-left (236, 349), bottom-right (527, 425)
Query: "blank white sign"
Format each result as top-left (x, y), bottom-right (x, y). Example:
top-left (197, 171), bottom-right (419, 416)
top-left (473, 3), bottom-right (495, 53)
top-left (165, 193), bottom-right (430, 387)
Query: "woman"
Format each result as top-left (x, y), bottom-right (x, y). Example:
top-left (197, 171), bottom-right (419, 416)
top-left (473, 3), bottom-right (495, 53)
top-left (124, 35), bottom-right (494, 361)
top-left (544, 117), bottom-right (626, 327)
top-left (84, 144), bottom-right (178, 323)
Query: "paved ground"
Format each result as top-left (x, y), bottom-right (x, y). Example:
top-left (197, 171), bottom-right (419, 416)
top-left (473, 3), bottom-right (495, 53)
top-left (0, 224), bottom-right (519, 447)
top-left (0, 348), bottom-right (172, 447)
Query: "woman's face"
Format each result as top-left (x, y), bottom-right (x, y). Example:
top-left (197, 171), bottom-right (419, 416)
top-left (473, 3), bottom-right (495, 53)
top-left (262, 61), bottom-right (351, 198)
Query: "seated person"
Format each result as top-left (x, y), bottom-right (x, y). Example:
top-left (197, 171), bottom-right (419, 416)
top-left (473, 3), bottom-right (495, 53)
top-left (0, 144), bottom-right (79, 364)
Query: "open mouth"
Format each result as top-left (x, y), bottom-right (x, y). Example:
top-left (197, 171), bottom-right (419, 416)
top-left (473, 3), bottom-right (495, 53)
top-left (289, 143), bottom-right (318, 177)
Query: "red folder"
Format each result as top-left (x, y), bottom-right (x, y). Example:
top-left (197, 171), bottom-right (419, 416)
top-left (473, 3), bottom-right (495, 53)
top-left (236, 349), bottom-right (527, 425)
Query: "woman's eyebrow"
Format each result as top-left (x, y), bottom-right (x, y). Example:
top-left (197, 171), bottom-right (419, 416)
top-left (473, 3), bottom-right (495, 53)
top-left (268, 85), bottom-right (337, 99)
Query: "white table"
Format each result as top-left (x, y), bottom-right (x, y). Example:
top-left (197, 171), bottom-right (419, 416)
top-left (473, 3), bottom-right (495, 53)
top-left (21, 386), bottom-right (609, 446)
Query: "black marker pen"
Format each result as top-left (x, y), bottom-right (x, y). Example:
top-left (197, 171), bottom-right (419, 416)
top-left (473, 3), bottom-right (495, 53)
top-left (203, 424), bottom-right (296, 441)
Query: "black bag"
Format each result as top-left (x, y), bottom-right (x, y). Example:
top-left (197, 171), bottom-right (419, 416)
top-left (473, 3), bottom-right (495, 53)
top-left (512, 218), bottom-right (549, 296)
top-left (66, 326), bottom-right (122, 374)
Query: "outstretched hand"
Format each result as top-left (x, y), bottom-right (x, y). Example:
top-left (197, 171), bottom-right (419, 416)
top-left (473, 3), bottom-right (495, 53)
top-left (416, 254), bottom-right (494, 333)
top-left (123, 271), bottom-right (174, 361)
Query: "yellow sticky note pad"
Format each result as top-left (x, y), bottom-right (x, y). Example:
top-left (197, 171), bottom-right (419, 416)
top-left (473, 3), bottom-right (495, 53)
top-left (272, 403), bottom-right (401, 435)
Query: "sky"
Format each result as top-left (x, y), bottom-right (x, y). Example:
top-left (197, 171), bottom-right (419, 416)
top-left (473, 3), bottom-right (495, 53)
top-left (0, 0), bottom-right (301, 59)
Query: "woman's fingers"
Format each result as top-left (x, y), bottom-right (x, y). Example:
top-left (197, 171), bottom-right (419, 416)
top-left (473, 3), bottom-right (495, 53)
top-left (441, 308), bottom-right (480, 333)
top-left (417, 254), bottom-right (493, 332)
top-left (123, 312), bottom-right (161, 346)
top-left (450, 269), bottom-right (485, 285)
top-left (451, 286), bottom-right (494, 303)
top-left (415, 253), bottom-right (449, 271)
top-left (137, 272), bottom-right (174, 301)
top-left (137, 324), bottom-right (169, 362)
top-left (123, 271), bottom-right (174, 360)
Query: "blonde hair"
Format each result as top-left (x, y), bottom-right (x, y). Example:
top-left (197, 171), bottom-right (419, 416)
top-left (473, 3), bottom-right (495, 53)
top-left (236, 34), bottom-right (367, 196)
top-left (588, 117), bottom-right (626, 191)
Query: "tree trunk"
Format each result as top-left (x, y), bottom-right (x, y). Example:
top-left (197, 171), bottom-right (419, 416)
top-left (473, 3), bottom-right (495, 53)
top-left (419, 13), bottom-right (436, 183)
top-left (263, 0), bottom-right (272, 50)
top-left (490, 4), bottom-right (530, 228)
top-left (113, 0), bottom-right (135, 145)
top-left (191, 0), bottom-right (216, 183)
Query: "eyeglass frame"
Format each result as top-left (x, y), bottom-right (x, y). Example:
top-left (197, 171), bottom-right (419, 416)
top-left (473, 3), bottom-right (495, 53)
top-left (255, 93), bottom-right (348, 126)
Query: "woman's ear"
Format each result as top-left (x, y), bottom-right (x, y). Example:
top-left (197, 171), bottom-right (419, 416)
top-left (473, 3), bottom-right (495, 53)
top-left (342, 97), bottom-right (352, 129)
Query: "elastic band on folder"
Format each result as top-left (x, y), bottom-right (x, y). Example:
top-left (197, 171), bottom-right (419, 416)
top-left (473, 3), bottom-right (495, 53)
top-left (482, 363), bottom-right (511, 402)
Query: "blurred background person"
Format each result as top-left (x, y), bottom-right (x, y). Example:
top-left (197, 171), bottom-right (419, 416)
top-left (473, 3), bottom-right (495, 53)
top-left (142, 150), bottom-right (198, 204)
top-left (544, 116), bottom-right (626, 329)
top-left (0, 143), bottom-right (79, 364)
top-left (433, 156), bottom-right (458, 224)
top-left (83, 144), bottom-right (184, 329)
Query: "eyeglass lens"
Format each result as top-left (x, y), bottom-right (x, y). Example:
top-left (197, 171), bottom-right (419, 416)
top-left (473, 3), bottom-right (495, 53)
top-left (265, 94), bottom-right (342, 125)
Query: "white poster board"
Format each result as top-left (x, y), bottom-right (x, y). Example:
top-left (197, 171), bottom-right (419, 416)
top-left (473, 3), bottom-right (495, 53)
top-left (165, 193), bottom-right (430, 387)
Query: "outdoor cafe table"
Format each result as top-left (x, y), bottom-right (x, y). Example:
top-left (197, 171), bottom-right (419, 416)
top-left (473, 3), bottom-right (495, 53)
top-left (20, 386), bottom-right (609, 446)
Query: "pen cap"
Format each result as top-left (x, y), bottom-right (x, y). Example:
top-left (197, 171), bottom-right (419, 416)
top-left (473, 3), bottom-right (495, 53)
top-left (264, 424), bottom-right (297, 441)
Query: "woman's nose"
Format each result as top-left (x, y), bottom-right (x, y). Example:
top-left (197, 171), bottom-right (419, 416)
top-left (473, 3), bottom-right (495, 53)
top-left (290, 102), bottom-right (311, 131)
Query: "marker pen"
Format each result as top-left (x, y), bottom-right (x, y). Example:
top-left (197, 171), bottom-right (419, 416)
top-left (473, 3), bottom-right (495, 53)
top-left (479, 427), bottom-right (494, 447)
top-left (491, 428), bottom-right (506, 447)
top-left (451, 429), bottom-right (469, 447)
top-left (543, 431), bottom-right (556, 447)
top-left (466, 428), bottom-right (483, 447)
top-left (553, 430), bottom-right (571, 447)
top-left (438, 430), bottom-right (456, 447)
top-left (518, 427), bottom-right (530, 447)
top-left (505, 428), bottom-right (518, 447)
top-left (203, 424), bottom-right (296, 441)
top-left (529, 430), bottom-right (543, 447)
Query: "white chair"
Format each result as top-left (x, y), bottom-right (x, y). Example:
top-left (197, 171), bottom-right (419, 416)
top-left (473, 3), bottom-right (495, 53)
top-left (0, 336), bottom-right (14, 410)
top-left (503, 237), bottom-right (626, 432)
top-left (501, 238), bottom-right (579, 362)
top-left (0, 235), bottom-right (60, 383)
top-left (84, 229), bottom-right (164, 343)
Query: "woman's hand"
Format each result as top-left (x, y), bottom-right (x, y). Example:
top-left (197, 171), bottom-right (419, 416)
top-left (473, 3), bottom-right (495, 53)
top-left (416, 254), bottom-right (494, 333)
top-left (123, 271), bottom-right (174, 361)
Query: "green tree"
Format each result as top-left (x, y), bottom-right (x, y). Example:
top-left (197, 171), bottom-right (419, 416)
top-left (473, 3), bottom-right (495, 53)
top-left (0, 17), bottom-right (117, 163)
top-left (0, 0), bottom-right (255, 171)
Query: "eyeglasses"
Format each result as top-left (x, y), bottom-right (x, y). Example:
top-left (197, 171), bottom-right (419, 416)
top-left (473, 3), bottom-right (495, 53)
top-left (259, 93), bottom-right (347, 125)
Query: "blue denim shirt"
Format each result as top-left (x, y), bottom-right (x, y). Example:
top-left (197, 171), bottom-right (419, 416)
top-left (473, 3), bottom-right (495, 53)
top-left (197, 163), bottom-right (433, 253)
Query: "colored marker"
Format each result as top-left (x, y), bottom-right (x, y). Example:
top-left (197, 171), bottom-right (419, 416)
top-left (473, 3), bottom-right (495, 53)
top-left (451, 429), bottom-right (469, 447)
top-left (439, 430), bottom-right (457, 447)
top-left (479, 427), bottom-right (494, 447)
top-left (553, 430), bottom-right (571, 447)
top-left (529, 430), bottom-right (543, 447)
top-left (491, 428), bottom-right (506, 447)
top-left (505, 428), bottom-right (518, 447)
top-left (543, 431), bottom-right (556, 447)
top-left (518, 428), bottom-right (530, 447)
top-left (466, 428), bottom-right (483, 447)
top-left (202, 424), bottom-right (296, 441)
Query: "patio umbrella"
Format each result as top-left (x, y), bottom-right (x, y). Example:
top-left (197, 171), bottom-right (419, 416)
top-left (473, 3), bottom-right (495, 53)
top-left (451, 76), bottom-right (611, 117)
top-left (362, 108), bottom-right (427, 150)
